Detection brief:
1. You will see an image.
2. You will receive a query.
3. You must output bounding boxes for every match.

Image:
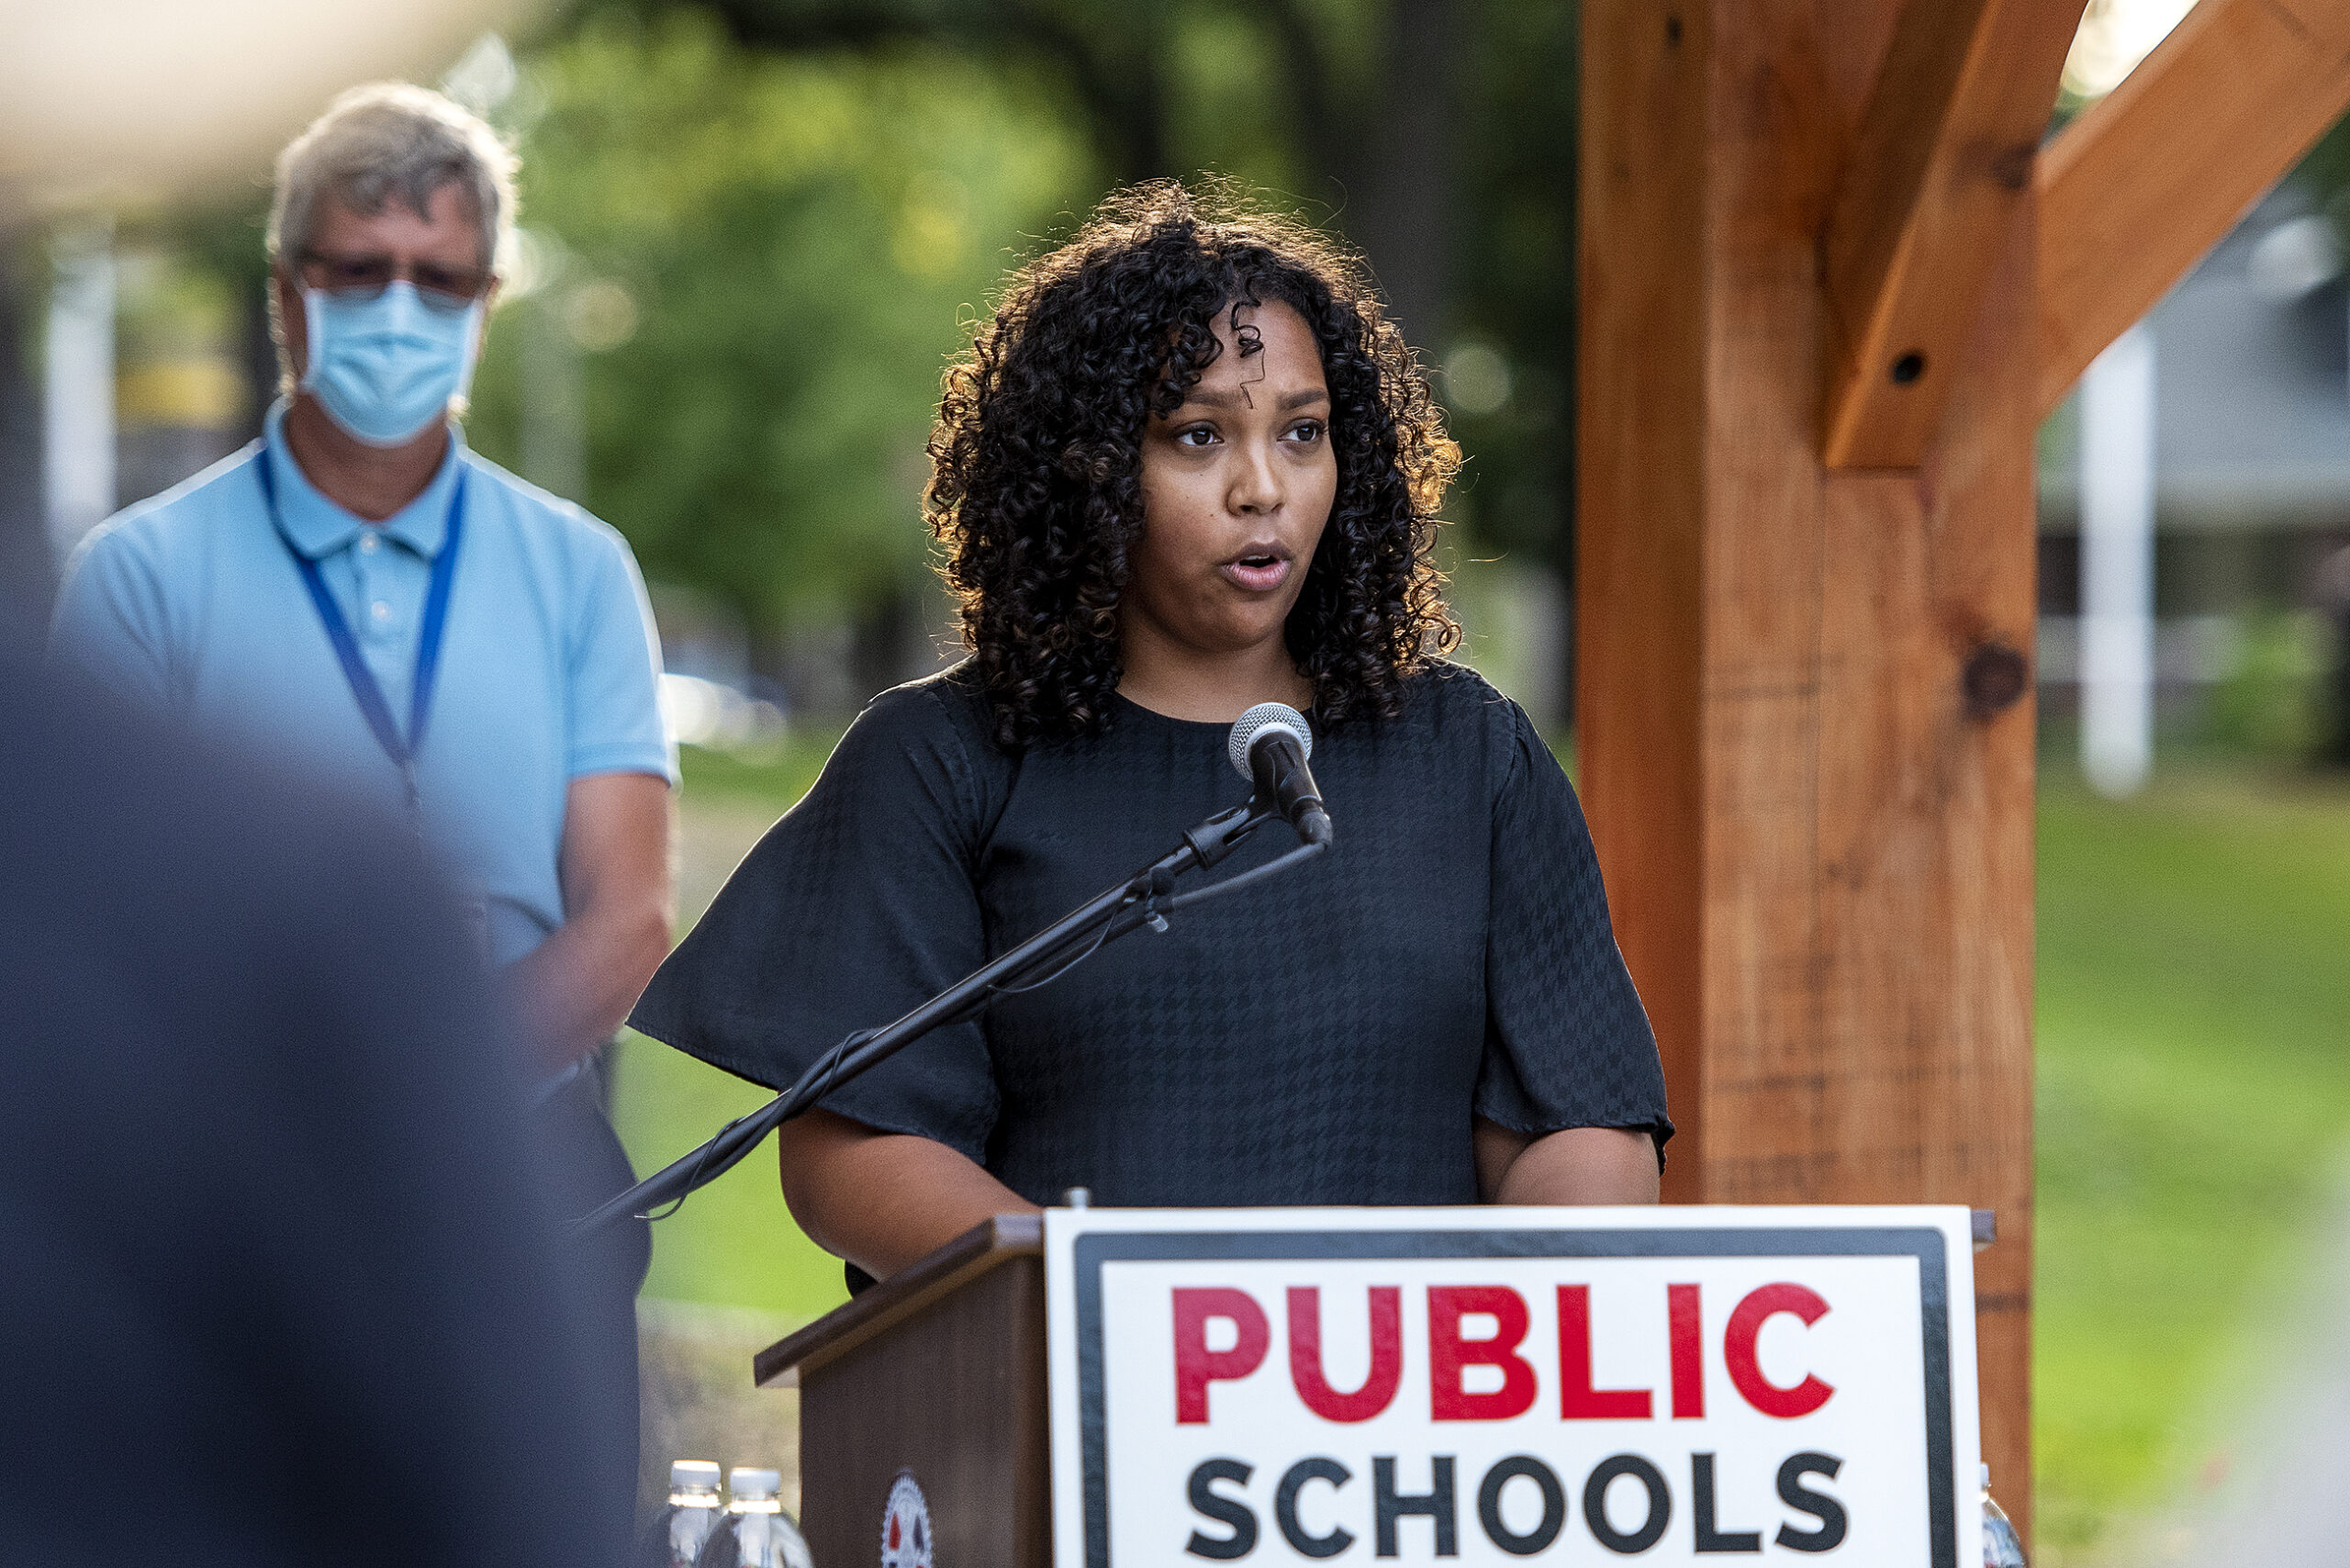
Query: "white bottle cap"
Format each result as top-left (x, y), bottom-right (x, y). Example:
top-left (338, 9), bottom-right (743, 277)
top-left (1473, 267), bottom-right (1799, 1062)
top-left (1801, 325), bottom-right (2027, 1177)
top-left (672, 1460), bottom-right (722, 1493)
top-left (730, 1467), bottom-right (783, 1499)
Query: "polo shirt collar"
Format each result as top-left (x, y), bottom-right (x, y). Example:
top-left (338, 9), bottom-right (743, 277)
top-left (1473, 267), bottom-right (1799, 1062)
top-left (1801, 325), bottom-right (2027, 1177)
top-left (262, 400), bottom-right (465, 561)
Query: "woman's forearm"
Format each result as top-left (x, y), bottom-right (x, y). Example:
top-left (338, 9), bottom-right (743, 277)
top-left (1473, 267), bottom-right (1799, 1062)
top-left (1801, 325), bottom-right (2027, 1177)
top-left (777, 1107), bottom-right (1040, 1280)
top-left (1476, 1120), bottom-right (1660, 1204)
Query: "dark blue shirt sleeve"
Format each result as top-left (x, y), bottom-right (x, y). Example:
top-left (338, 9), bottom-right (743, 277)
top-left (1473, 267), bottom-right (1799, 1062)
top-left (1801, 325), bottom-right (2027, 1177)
top-left (629, 684), bottom-right (1001, 1160)
top-left (1473, 700), bottom-right (1673, 1154)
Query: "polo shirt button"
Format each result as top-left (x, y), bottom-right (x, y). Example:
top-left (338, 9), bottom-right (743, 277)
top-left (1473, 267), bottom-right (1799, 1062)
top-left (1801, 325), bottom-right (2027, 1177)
top-left (358, 533), bottom-right (378, 554)
top-left (370, 601), bottom-right (391, 622)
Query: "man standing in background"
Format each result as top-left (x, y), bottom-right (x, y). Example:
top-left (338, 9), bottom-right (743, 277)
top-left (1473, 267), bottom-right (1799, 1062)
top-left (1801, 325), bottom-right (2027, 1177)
top-left (48, 83), bottom-right (674, 1517)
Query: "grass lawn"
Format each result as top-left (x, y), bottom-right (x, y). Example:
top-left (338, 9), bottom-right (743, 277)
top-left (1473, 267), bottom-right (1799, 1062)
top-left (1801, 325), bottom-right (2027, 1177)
top-left (2032, 767), bottom-right (2350, 1557)
top-left (610, 736), bottom-right (856, 1318)
top-left (614, 736), bottom-right (2350, 1553)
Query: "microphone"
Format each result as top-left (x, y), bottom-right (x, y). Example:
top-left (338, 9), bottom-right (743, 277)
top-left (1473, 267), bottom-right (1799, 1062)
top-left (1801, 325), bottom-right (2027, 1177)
top-left (1227, 702), bottom-right (1333, 846)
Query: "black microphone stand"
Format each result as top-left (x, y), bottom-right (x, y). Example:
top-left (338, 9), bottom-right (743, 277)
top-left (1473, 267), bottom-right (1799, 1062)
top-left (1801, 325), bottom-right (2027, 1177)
top-left (569, 792), bottom-right (1326, 1237)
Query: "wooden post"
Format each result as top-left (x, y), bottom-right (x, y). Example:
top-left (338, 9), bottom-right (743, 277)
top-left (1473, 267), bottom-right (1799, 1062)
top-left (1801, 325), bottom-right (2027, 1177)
top-left (1580, 0), bottom-right (2040, 1540)
top-left (1822, 0), bottom-right (2087, 466)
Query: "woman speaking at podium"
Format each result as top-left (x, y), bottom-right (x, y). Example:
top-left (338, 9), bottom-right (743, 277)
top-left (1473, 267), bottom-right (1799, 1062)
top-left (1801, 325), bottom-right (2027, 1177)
top-left (631, 183), bottom-right (1670, 1287)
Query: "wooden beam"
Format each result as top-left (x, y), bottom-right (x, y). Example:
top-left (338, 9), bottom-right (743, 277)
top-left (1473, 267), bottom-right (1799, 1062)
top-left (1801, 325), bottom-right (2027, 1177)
top-left (2038, 0), bottom-right (2350, 416)
top-left (1578, 0), bottom-right (1710, 1202)
top-left (1823, 0), bottom-right (2087, 467)
top-left (1583, 0), bottom-right (2038, 1541)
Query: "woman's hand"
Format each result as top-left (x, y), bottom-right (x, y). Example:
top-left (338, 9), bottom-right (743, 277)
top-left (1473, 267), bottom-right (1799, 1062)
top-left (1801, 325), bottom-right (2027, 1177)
top-left (777, 1108), bottom-right (1041, 1281)
top-left (1473, 1119), bottom-right (1660, 1204)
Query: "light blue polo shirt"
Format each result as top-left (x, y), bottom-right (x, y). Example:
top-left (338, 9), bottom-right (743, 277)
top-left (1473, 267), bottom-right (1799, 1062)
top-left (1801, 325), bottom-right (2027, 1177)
top-left (50, 404), bottom-right (677, 969)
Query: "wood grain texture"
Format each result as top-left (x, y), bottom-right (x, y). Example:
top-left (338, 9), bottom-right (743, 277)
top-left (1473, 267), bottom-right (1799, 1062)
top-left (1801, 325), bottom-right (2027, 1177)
top-left (795, 1253), bottom-right (1051, 1568)
top-left (1582, 0), bottom-right (2038, 1538)
top-left (754, 1213), bottom-right (1042, 1387)
top-left (2037, 0), bottom-right (2350, 416)
top-left (1822, 0), bottom-right (2086, 465)
top-left (1576, 0), bottom-right (1711, 1204)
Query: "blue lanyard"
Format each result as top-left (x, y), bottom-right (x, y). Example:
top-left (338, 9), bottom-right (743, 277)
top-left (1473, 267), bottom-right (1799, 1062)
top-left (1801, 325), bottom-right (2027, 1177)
top-left (255, 445), bottom-right (465, 814)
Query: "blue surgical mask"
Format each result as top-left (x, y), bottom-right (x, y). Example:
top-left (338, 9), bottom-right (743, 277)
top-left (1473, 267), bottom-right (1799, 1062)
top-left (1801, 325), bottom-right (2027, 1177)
top-left (301, 281), bottom-right (483, 448)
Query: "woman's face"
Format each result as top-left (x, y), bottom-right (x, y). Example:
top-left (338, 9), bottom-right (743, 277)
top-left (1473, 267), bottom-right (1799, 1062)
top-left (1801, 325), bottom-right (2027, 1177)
top-left (1126, 298), bottom-right (1337, 670)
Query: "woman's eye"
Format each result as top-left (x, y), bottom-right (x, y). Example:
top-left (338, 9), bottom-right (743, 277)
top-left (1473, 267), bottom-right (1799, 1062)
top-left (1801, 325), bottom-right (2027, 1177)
top-left (1175, 425), bottom-right (1220, 448)
top-left (1287, 420), bottom-right (1326, 443)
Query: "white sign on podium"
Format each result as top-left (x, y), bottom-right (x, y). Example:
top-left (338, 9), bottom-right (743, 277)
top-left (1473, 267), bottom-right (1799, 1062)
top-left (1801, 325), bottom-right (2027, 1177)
top-left (1045, 1206), bottom-right (1979, 1566)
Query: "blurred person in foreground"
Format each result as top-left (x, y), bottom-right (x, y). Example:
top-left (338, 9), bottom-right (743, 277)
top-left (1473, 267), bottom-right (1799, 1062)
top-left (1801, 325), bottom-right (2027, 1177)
top-left (46, 83), bottom-right (675, 1501)
top-left (0, 657), bottom-right (628, 1566)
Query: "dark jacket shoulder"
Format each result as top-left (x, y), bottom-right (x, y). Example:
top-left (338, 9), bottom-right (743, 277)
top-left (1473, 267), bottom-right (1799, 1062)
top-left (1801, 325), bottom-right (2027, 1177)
top-left (830, 661), bottom-right (1013, 850)
top-left (1401, 659), bottom-right (1516, 720)
top-left (1377, 661), bottom-right (1539, 788)
top-left (847, 661), bottom-right (998, 773)
top-left (858, 658), bottom-right (992, 735)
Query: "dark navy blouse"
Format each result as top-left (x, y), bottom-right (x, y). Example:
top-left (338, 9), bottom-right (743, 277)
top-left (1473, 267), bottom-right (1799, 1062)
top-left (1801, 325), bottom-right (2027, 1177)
top-left (631, 660), bottom-right (1669, 1211)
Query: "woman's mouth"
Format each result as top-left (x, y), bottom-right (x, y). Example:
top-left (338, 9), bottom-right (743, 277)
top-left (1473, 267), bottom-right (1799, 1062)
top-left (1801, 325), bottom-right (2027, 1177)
top-left (1220, 547), bottom-right (1293, 593)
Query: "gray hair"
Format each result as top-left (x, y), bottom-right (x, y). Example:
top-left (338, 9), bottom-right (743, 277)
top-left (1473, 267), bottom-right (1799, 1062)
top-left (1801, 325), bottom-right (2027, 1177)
top-left (269, 82), bottom-right (518, 274)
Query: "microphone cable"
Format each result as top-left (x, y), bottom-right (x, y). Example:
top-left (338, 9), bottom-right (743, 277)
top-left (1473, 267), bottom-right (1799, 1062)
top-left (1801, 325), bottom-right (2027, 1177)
top-left (1166, 839), bottom-right (1326, 910)
top-left (636, 1026), bottom-right (880, 1222)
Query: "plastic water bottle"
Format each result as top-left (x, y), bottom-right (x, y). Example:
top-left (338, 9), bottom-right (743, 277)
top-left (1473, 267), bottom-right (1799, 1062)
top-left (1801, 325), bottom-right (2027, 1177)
top-left (641, 1460), bottom-right (725, 1568)
top-left (1980, 1463), bottom-right (2026, 1567)
top-left (698, 1467), bottom-right (814, 1568)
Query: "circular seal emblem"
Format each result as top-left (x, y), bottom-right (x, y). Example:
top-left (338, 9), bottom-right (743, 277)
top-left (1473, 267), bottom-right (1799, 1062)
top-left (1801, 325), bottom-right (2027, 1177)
top-left (879, 1470), bottom-right (934, 1568)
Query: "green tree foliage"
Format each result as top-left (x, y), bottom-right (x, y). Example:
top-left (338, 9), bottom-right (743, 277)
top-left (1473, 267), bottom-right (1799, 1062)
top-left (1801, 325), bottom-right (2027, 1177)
top-left (583, 0), bottom-right (1587, 628)
top-left (1440, 4), bottom-right (1579, 572)
top-left (464, 10), bottom-right (1091, 638)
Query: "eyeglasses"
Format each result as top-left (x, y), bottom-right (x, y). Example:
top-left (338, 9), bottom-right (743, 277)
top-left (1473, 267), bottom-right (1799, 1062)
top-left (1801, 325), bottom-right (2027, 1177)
top-left (297, 250), bottom-right (494, 313)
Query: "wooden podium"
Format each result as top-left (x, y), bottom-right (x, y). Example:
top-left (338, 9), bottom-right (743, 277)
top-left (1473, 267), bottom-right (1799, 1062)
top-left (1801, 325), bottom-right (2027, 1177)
top-left (751, 1206), bottom-right (1993, 1568)
top-left (755, 1215), bottom-right (1047, 1568)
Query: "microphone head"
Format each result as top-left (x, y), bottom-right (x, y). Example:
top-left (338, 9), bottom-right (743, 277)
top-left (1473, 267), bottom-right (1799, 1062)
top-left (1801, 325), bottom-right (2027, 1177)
top-left (1227, 701), bottom-right (1312, 781)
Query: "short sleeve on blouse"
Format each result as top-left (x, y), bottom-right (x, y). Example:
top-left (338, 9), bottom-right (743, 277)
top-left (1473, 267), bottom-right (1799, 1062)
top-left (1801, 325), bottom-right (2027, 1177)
top-left (627, 680), bottom-right (1002, 1160)
top-left (1473, 700), bottom-right (1673, 1154)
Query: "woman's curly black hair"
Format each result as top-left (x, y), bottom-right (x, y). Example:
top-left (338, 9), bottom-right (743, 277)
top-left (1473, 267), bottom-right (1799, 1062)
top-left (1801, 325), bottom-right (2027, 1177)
top-left (927, 179), bottom-right (1462, 751)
